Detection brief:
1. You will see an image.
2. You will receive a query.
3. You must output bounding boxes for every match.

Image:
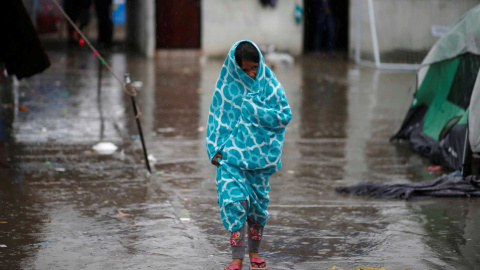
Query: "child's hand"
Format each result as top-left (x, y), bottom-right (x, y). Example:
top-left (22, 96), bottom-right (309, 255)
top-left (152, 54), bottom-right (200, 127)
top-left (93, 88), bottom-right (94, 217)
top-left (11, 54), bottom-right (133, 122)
top-left (212, 153), bottom-right (223, 166)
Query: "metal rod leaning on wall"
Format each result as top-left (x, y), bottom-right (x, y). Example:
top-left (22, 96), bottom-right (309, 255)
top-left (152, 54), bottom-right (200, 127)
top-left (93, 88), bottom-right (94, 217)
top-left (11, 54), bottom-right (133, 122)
top-left (125, 74), bottom-right (152, 173)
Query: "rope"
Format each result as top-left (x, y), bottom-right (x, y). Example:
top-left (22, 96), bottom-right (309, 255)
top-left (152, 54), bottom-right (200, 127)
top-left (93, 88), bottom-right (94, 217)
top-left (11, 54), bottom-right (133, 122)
top-left (50, 0), bottom-right (137, 98)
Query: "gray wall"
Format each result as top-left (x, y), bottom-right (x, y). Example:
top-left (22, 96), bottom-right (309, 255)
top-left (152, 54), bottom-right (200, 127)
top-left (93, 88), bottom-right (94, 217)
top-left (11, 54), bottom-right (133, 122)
top-left (349, 0), bottom-right (480, 62)
top-left (126, 0), bottom-right (155, 58)
top-left (202, 0), bottom-right (303, 56)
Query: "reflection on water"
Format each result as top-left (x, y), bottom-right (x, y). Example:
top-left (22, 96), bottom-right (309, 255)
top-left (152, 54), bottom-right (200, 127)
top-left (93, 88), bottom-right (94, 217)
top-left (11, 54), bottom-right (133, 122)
top-left (410, 199), bottom-right (480, 269)
top-left (153, 51), bottom-right (200, 139)
top-left (1, 49), bottom-right (480, 269)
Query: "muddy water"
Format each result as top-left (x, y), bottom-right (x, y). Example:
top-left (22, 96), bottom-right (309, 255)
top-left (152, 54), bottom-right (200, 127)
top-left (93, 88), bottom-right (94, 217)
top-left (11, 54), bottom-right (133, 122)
top-left (1, 49), bottom-right (479, 269)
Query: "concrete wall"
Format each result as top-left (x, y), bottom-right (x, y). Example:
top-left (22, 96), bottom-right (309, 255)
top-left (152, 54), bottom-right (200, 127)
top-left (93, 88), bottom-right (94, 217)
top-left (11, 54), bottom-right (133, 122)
top-left (126, 0), bottom-right (156, 58)
top-left (349, 0), bottom-right (480, 62)
top-left (202, 0), bottom-right (303, 56)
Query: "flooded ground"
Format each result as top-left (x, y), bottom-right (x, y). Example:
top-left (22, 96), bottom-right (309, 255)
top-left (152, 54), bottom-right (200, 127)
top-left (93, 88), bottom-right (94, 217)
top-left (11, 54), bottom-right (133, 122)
top-left (1, 45), bottom-right (479, 270)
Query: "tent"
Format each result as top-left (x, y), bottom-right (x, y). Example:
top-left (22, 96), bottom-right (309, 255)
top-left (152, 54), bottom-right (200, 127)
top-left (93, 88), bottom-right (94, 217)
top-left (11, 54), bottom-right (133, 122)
top-left (391, 4), bottom-right (480, 174)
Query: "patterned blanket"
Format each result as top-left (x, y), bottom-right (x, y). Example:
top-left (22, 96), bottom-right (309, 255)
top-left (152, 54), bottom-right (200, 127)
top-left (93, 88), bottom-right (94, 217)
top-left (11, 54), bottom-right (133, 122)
top-left (206, 40), bottom-right (292, 231)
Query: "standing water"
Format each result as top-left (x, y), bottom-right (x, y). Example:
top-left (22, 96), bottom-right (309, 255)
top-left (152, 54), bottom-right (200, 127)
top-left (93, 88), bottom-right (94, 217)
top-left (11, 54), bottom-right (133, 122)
top-left (1, 49), bottom-right (479, 269)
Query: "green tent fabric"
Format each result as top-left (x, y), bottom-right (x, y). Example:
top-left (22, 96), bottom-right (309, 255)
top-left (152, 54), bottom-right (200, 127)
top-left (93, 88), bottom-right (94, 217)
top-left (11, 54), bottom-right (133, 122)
top-left (414, 54), bottom-right (480, 143)
top-left (392, 4), bottom-right (480, 172)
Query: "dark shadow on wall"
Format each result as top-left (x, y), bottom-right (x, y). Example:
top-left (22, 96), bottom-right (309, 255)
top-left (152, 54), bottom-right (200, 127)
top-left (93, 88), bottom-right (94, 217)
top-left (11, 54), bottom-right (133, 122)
top-left (303, 0), bottom-right (349, 53)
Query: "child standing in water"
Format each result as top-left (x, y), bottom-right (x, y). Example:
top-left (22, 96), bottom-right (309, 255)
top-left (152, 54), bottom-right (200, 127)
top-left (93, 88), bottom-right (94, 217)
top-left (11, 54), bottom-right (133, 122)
top-left (206, 40), bottom-right (292, 270)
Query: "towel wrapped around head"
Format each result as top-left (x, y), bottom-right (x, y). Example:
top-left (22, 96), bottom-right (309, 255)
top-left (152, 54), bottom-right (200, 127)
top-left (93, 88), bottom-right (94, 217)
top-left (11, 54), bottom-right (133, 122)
top-left (206, 40), bottom-right (292, 231)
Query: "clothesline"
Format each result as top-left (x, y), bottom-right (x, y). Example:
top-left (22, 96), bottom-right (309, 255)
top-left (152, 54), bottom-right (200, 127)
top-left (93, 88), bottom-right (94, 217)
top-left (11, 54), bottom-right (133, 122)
top-left (49, 0), bottom-right (138, 98)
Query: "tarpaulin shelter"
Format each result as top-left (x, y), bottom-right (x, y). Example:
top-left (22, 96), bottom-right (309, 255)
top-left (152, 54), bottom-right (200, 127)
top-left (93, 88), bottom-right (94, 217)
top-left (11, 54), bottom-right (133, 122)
top-left (391, 4), bottom-right (480, 174)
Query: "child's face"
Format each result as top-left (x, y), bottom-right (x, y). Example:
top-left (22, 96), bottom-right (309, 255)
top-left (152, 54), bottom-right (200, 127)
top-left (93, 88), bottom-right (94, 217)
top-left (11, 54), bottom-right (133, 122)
top-left (241, 60), bottom-right (259, 80)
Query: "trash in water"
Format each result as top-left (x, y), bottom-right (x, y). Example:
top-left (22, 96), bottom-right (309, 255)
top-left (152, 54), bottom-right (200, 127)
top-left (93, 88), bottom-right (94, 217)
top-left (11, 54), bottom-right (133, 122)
top-left (184, 198), bottom-right (191, 202)
top-left (32, 241), bottom-right (55, 246)
top-left (21, 92), bottom-right (26, 97)
top-left (148, 154), bottom-right (157, 163)
top-left (118, 210), bottom-right (131, 217)
top-left (427, 165), bottom-right (443, 171)
top-left (41, 127), bottom-right (47, 132)
top-left (61, 109), bottom-right (67, 117)
top-left (45, 161), bottom-right (51, 165)
top-left (155, 170), bottom-right (164, 175)
top-left (265, 52), bottom-right (294, 65)
top-left (62, 92), bottom-right (69, 98)
top-left (132, 81), bottom-right (143, 88)
top-left (55, 168), bottom-right (66, 172)
top-left (0, 244), bottom-right (7, 248)
top-left (183, 189), bottom-right (189, 193)
top-left (131, 135), bottom-right (140, 140)
top-left (92, 142), bottom-right (118, 155)
top-left (19, 105), bottom-right (28, 112)
top-left (450, 170), bottom-right (462, 177)
top-left (180, 217), bottom-right (191, 223)
top-left (287, 170), bottom-right (295, 174)
top-left (197, 126), bottom-right (205, 132)
top-left (46, 220), bottom-right (51, 223)
top-left (156, 127), bottom-right (175, 133)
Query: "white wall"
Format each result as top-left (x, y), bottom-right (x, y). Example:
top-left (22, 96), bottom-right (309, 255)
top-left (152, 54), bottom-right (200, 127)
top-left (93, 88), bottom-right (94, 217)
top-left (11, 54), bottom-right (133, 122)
top-left (349, 0), bottom-right (480, 61)
top-left (202, 0), bottom-right (303, 56)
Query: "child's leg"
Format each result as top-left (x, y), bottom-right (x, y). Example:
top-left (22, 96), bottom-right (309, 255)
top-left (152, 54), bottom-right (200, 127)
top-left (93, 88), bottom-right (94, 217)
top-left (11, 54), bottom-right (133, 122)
top-left (247, 217), bottom-right (264, 252)
top-left (230, 200), bottom-right (248, 260)
top-left (247, 217), bottom-right (266, 268)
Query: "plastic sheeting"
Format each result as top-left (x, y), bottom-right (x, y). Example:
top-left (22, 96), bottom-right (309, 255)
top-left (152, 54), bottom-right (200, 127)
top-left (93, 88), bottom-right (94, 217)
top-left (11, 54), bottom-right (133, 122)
top-left (422, 4), bottom-right (480, 66)
top-left (470, 71), bottom-right (480, 153)
top-left (419, 6), bottom-right (480, 154)
top-left (335, 175), bottom-right (480, 200)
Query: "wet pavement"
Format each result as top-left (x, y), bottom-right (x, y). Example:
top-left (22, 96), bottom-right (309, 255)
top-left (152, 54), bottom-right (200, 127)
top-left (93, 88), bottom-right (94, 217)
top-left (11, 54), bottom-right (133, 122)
top-left (1, 45), bottom-right (480, 270)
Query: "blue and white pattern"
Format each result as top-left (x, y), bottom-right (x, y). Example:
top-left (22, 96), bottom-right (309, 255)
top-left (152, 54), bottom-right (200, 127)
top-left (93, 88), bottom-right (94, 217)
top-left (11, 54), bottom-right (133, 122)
top-left (206, 40), bottom-right (292, 232)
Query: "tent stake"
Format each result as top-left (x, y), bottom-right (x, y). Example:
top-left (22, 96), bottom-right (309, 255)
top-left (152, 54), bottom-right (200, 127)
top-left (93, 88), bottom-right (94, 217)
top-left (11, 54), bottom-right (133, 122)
top-left (125, 74), bottom-right (151, 173)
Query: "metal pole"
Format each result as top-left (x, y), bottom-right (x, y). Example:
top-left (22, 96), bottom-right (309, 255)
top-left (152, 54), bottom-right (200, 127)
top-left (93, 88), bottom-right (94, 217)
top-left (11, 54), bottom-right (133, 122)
top-left (461, 127), bottom-right (469, 177)
top-left (367, 0), bottom-right (381, 68)
top-left (355, 0), bottom-right (362, 64)
top-left (98, 61), bottom-right (105, 141)
top-left (124, 74), bottom-right (152, 173)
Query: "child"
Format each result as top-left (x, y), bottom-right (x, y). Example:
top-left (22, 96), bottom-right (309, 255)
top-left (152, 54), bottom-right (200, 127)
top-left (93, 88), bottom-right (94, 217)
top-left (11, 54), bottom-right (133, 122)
top-left (206, 40), bottom-right (292, 270)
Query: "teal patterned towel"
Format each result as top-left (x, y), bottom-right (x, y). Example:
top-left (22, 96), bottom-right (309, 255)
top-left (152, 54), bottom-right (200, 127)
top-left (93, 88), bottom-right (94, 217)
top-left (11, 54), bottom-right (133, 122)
top-left (206, 40), bottom-right (292, 232)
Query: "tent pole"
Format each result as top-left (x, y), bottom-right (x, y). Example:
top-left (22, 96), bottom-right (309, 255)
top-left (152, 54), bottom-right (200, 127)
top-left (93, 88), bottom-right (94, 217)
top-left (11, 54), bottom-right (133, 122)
top-left (461, 126), bottom-right (469, 177)
top-left (367, 0), bottom-right (381, 68)
top-left (355, 0), bottom-right (362, 64)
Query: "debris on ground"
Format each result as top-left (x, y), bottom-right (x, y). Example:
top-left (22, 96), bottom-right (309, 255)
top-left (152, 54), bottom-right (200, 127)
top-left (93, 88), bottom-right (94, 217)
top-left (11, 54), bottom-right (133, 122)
top-left (32, 241), bottom-right (55, 246)
top-left (427, 165), bottom-right (443, 171)
top-left (147, 154), bottom-right (157, 163)
top-left (92, 142), bottom-right (118, 155)
top-left (336, 175), bottom-right (480, 199)
top-left (118, 210), bottom-right (131, 217)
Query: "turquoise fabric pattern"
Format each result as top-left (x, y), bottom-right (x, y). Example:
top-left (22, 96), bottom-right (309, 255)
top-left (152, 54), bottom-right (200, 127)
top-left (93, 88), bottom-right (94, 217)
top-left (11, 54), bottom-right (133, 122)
top-left (206, 40), bottom-right (292, 232)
